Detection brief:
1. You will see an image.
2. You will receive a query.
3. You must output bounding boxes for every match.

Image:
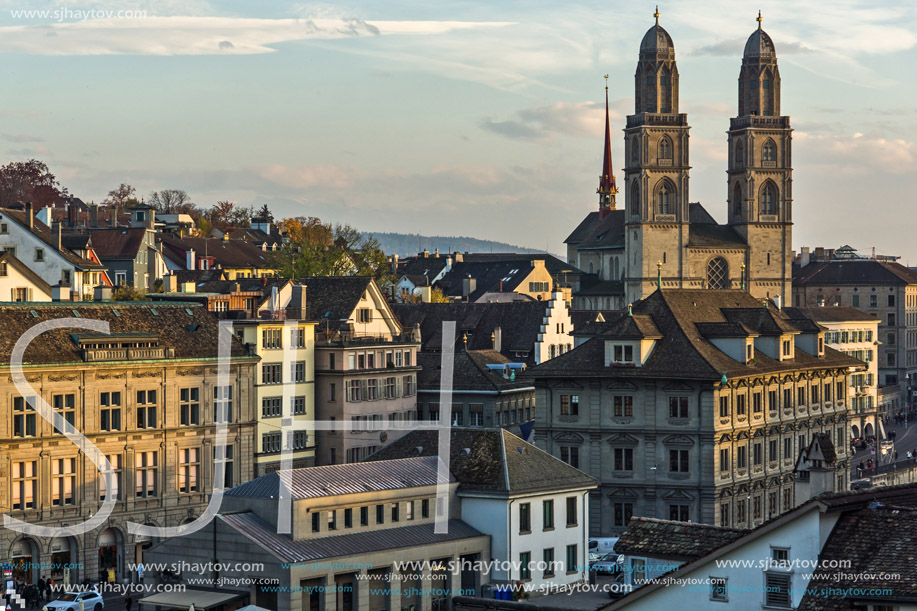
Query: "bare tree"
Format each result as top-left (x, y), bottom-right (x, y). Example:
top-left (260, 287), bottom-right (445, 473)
top-left (103, 183), bottom-right (136, 208)
top-left (148, 189), bottom-right (193, 213)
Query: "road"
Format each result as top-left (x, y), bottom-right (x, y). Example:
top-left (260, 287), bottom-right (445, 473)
top-left (851, 417), bottom-right (917, 475)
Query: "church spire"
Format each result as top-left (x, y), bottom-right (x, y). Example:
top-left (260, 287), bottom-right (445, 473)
top-left (598, 75), bottom-right (617, 213)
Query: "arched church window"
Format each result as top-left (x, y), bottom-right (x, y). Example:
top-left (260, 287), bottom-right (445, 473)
top-left (658, 136), bottom-right (673, 160)
top-left (763, 139), bottom-right (776, 162)
top-left (657, 182), bottom-right (673, 215)
top-left (732, 183), bottom-right (743, 217)
top-left (630, 181), bottom-right (640, 216)
top-left (761, 182), bottom-right (777, 215)
top-left (706, 258), bottom-right (729, 290)
top-left (734, 140), bottom-right (744, 167)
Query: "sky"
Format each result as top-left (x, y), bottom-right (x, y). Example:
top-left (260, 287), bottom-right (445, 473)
top-left (0, 0), bottom-right (915, 261)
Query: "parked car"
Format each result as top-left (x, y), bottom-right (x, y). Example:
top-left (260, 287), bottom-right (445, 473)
top-left (588, 537), bottom-right (619, 562)
top-left (591, 552), bottom-right (625, 575)
top-left (42, 591), bottom-right (104, 611)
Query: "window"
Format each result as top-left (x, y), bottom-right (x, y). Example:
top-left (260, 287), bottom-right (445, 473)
top-left (135, 451), bottom-right (157, 498)
top-left (811, 385), bottom-right (819, 403)
top-left (614, 502), bottom-right (633, 527)
top-left (668, 449), bottom-right (690, 473)
top-left (291, 327), bottom-right (305, 348)
top-left (469, 403), bottom-right (483, 426)
top-left (403, 375), bottom-right (415, 397)
top-left (613, 395), bottom-right (634, 417)
top-left (383, 377), bottom-right (396, 399)
top-left (346, 380), bottom-right (362, 402)
top-left (262, 432), bottom-right (282, 454)
top-left (292, 431), bottom-right (308, 450)
top-left (753, 442), bottom-right (762, 466)
top-left (732, 183), bottom-right (742, 216)
top-left (613, 344), bottom-right (634, 362)
top-left (768, 492), bottom-right (777, 517)
top-left (560, 394), bottom-right (579, 416)
top-left (329, 383), bottom-right (336, 402)
top-left (178, 448), bottom-right (200, 492)
top-left (13, 396), bottom-right (37, 437)
top-left (215, 444), bottom-right (234, 488)
top-left (737, 445), bottom-right (747, 469)
top-left (136, 390), bottom-right (157, 429)
top-left (783, 339), bottom-right (793, 357)
top-left (311, 512), bottom-right (320, 532)
top-left (542, 500), bottom-right (554, 529)
top-left (51, 458), bottom-right (76, 506)
top-left (763, 139), bottom-right (776, 162)
top-left (669, 396), bottom-right (688, 418)
top-left (614, 448), bottom-right (634, 471)
top-left (631, 558), bottom-right (646, 584)
top-left (630, 181), bottom-right (640, 215)
top-left (706, 257), bottom-right (729, 290)
top-left (566, 496), bottom-right (577, 526)
top-left (764, 572), bottom-right (792, 608)
top-left (358, 308), bottom-right (372, 323)
top-left (292, 396), bottom-right (306, 415)
top-left (565, 545), bottom-right (577, 574)
top-left (543, 548), bottom-right (555, 577)
top-left (753, 393), bottom-right (762, 414)
top-left (391, 502), bottom-right (400, 522)
top-left (888, 294), bottom-right (896, 307)
top-left (736, 394), bottom-right (746, 416)
top-left (375, 504), bottom-right (384, 524)
top-left (291, 361), bottom-right (306, 383)
top-left (852, 294), bottom-right (860, 307)
top-left (262, 328), bottom-right (282, 349)
top-left (365, 379), bottom-right (379, 401)
top-left (783, 489), bottom-right (792, 511)
top-left (719, 396), bottom-right (730, 418)
top-left (0, 222), bottom-right (6, 234)
top-left (100, 454), bottom-right (122, 500)
top-left (784, 387), bottom-right (792, 408)
top-left (669, 504), bottom-right (689, 521)
top-left (360, 506), bottom-right (369, 526)
top-left (560, 446), bottom-right (579, 468)
top-left (888, 332), bottom-right (896, 345)
top-left (797, 387), bottom-right (806, 406)
top-left (34, 248), bottom-right (44, 262)
top-left (519, 503), bottom-right (531, 533)
top-left (180, 388), bottom-right (200, 425)
top-left (657, 182), bottom-right (673, 214)
top-left (518, 551), bottom-right (532, 581)
top-left (769, 390), bottom-right (777, 411)
top-left (100, 391), bottom-right (122, 431)
top-left (710, 577), bottom-right (728, 602)
top-left (344, 508), bottom-right (353, 528)
top-left (327, 510), bottom-right (337, 531)
top-left (12, 461), bottom-right (37, 509)
top-left (658, 136), bottom-right (672, 160)
top-left (719, 448), bottom-right (730, 472)
top-left (772, 547), bottom-right (789, 567)
top-left (869, 294), bottom-right (878, 308)
top-left (262, 363), bottom-right (282, 385)
top-left (887, 353), bottom-right (896, 367)
top-left (769, 439), bottom-right (778, 463)
top-left (214, 385), bottom-right (233, 422)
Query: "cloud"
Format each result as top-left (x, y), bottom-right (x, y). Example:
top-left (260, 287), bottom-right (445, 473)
top-left (256, 163), bottom-right (353, 189)
top-left (2, 133), bottom-right (44, 143)
top-left (796, 131), bottom-right (916, 174)
top-left (0, 16), bottom-right (512, 56)
top-left (481, 100), bottom-right (618, 141)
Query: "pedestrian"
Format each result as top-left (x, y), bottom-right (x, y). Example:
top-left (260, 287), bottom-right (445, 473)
top-left (36, 577), bottom-right (44, 600)
top-left (895, 450), bottom-right (899, 461)
top-left (125, 594), bottom-right (133, 611)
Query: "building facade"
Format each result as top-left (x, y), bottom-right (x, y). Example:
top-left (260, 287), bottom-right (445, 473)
top-left (527, 289), bottom-right (862, 536)
top-left (0, 301), bottom-right (257, 585)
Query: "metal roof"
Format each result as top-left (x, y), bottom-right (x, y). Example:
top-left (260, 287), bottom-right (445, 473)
top-left (224, 456), bottom-right (451, 500)
top-left (220, 512), bottom-right (484, 563)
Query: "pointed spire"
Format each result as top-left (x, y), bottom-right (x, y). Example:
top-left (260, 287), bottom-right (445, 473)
top-left (597, 74), bottom-right (617, 212)
top-left (654, 5), bottom-right (660, 26)
top-left (757, 9), bottom-right (762, 30)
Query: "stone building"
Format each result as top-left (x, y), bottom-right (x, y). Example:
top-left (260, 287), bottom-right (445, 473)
top-left (525, 289), bottom-right (862, 535)
top-left (566, 12), bottom-right (793, 310)
top-left (0, 301), bottom-right (257, 585)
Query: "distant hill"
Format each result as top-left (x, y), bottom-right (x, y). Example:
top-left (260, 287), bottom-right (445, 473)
top-left (365, 232), bottom-right (560, 259)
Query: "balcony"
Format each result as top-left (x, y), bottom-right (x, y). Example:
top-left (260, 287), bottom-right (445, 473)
top-left (626, 113), bottom-right (689, 128)
top-left (729, 116), bottom-right (791, 130)
top-left (83, 347), bottom-right (173, 362)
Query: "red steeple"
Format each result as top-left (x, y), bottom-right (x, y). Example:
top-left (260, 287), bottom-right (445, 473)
top-left (597, 75), bottom-right (617, 214)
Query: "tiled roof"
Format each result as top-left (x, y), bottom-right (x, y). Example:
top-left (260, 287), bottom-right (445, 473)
top-left (614, 517), bottom-right (748, 561)
top-left (224, 456), bottom-right (448, 500)
top-left (417, 350), bottom-right (530, 392)
top-left (798, 507), bottom-right (917, 610)
top-left (220, 512), bottom-right (484, 563)
top-left (526, 289), bottom-right (863, 381)
top-left (299, 276), bottom-right (374, 329)
top-left (86, 227), bottom-right (147, 259)
top-left (364, 428), bottom-right (596, 495)
top-left (574, 279), bottom-right (625, 296)
top-left (0, 209), bottom-right (105, 269)
top-left (783, 306), bottom-right (880, 323)
top-left (794, 259), bottom-right (917, 286)
top-left (695, 321), bottom-right (758, 338)
top-left (603, 313), bottom-right (662, 339)
top-left (686, 223), bottom-right (748, 248)
top-left (159, 235), bottom-right (275, 269)
top-left (0, 302), bottom-right (247, 364)
top-left (564, 210), bottom-right (625, 250)
top-left (172, 269), bottom-right (227, 284)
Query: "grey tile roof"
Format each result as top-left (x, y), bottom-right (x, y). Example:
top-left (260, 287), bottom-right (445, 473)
top-left (159, 235), bottom-right (274, 269)
top-left (793, 259), bottom-right (917, 286)
top-left (299, 276), bottom-right (374, 330)
top-left (783, 306), bottom-right (880, 323)
top-left (417, 350), bottom-right (529, 393)
top-left (564, 210), bottom-right (625, 250)
top-left (614, 517), bottom-right (748, 561)
top-left (220, 512), bottom-right (484, 563)
top-left (686, 223), bottom-right (748, 248)
top-left (224, 456), bottom-right (450, 500)
top-left (364, 429), bottom-right (596, 495)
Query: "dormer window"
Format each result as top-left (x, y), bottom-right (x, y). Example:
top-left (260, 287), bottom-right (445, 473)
top-left (781, 339), bottom-right (792, 358)
top-left (817, 336), bottom-right (824, 356)
top-left (746, 342), bottom-right (753, 363)
top-left (613, 344), bottom-right (634, 363)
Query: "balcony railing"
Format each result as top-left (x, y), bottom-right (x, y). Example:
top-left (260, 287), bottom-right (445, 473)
top-left (83, 347), bottom-right (173, 361)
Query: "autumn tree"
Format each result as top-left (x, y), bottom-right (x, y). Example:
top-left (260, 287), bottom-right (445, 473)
top-left (270, 217), bottom-right (390, 280)
top-left (103, 183), bottom-right (137, 208)
top-left (148, 189), bottom-right (193, 213)
top-left (0, 159), bottom-right (69, 208)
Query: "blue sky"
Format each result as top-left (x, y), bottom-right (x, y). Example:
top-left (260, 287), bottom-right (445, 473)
top-left (1, 0), bottom-right (915, 261)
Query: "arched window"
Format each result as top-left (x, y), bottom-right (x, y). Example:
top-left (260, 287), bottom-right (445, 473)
top-left (763, 139), bottom-right (776, 162)
top-left (657, 182), bottom-right (674, 215)
top-left (588, 261), bottom-right (594, 274)
top-left (734, 140), bottom-right (744, 167)
top-left (630, 181), bottom-right (640, 216)
top-left (732, 183), bottom-right (743, 217)
top-left (631, 137), bottom-right (640, 165)
top-left (658, 136), bottom-right (673, 161)
top-left (761, 182), bottom-right (778, 215)
top-left (707, 258), bottom-right (729, 290)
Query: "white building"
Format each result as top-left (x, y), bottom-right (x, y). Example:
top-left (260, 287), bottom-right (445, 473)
top-left (0, 252), bottom-right (52, 301)
top-left (367, 428), bottom-right (597, 595)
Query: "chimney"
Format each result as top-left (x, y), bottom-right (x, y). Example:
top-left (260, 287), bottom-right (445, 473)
top-left (392, 254), bottom-right (399, 274)
top-left (52, 221), bottom-right (62, 251)
top-left (435, 248), bottom-right (439, 257)
top-left (164, 274), bottom-right (177, 292)
top-left (186, 248), bottom-right (196, 271)
top-left (445, 255), bottom-right (452, 271)
top-left (90, 205), bottom-right (99, 229)
top-left (25, 202), bottom-right (34, 230)
top-left (67, 202), bottom-right (76, 228)
top-left (453, 252), bottom-right (463, 263)
top-left (462, 275), bottom-right (476, 299)
top-left (233, 282), bottom-right (241, 293)
top-left (261, 275), bottom-right (268, 287)
top-left (775, 294), bottom-right (782, 310)
top-left (493, 326), bottom-right (502, 352)
top-left (110, 206), bottom-right (118, 228)
top-left (93, 285), bottom-right (112, 302)
top-left (422, 250), bottom-right (429, 258)
top-left (222, 232), bottom-right (229, 242)
top-left (52, 283), bottom-right (71, 302)
top-left (800, 247), bottom-right (810, 268)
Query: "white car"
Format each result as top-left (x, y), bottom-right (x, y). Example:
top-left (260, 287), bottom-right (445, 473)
top-left (43, 591), bottom-right (104, 611)
top-left (591, 552), bottom-right (625, 575)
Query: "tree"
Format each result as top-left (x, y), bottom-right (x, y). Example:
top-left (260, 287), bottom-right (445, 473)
top-left (103, 183), bottom-right (136, 208)
top-left (209, 200), bottom-right (235, 231)
top-left (428, 287), bottom-right (451, 303)
top-left (254, 204), bottom-right (272, 220)
top-left (0, 159), bottom-right (69, 208)
top-left (112, 285), bottom-right (146, 301)
top-left (148, 189), bottom-right (193, 214)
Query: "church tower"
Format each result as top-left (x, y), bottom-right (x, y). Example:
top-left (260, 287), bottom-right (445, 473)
top-left (624, 7), bottom-right (691, 305)
top-left (727, 12), bottom-right (793, 305)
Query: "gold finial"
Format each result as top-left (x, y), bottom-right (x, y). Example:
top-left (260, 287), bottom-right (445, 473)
top-left (604, 73), bottom-right (609, 92)
top-left (757, 9), bottom-right (762, 30)
top-left (654, 5), bottom-right (660, 26)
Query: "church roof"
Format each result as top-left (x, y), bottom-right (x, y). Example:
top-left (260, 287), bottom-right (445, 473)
top-left (640, 24), bottom-right (674, 54)
top-left (687, 223), bottom-right (748, 248)
top-left (744, 24), bottom-right (776, 59)
top-left (565, 209), bottom-right (626, 250)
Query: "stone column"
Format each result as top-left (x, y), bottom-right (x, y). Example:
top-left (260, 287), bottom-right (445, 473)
top-left (357, 569), bottom-right (370, 611)
top-left (388, 568), bottom-right (401, 611)
top-left (420, 564), bottom-right (433, 611)
top-left (323, 573), bottom-right (337, 611)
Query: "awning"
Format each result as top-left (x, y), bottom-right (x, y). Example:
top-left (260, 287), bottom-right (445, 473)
top-left (138, 590), bottom-right (243, 610)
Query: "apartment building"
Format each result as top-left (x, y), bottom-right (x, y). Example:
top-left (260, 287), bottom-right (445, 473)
top-left (0, 301), bottom-right (257, 585)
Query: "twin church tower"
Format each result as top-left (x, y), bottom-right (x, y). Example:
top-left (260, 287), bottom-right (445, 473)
top-left (567, 10), bottom-right (793, 308)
